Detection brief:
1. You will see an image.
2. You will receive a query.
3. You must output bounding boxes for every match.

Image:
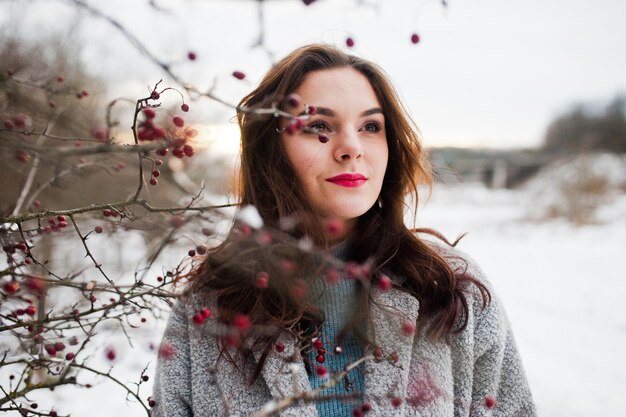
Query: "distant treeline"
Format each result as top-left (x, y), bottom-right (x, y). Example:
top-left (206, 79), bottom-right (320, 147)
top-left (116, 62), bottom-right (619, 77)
top-left (543, 95), bottom-right (626, 154)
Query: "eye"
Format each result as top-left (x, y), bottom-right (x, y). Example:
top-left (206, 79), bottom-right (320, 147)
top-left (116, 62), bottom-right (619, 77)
top-left (361, 121), bottom-right (383, 133)
top-left (308, 120), bottom-right (331, 133)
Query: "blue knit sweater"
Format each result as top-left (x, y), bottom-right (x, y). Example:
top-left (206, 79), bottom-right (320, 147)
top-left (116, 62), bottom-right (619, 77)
top-left (306, 242), bottom-right (364, 416)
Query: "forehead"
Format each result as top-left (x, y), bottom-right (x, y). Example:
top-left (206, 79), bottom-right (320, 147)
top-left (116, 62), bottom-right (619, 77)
top-left (292, 67), bottom-right (381, 110)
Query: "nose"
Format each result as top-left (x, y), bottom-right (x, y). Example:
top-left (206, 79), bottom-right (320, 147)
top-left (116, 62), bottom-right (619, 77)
top-left (333, 129), bottom-right (363, 162)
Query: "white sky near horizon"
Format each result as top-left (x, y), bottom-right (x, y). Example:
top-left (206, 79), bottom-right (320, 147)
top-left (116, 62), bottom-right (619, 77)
top-left (1, 0), bottom-right (625, 150)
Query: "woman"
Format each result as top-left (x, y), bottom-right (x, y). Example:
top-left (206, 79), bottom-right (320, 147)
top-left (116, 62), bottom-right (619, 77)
top-left (153, 44), bottom-right (536, 417)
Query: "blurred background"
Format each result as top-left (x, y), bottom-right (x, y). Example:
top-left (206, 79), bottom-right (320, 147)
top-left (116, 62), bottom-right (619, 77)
top-left (1, 0), bottom-right (625, 416)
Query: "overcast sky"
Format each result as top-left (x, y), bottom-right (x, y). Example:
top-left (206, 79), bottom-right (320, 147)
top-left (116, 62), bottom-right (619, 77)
top-left (2, 0), bottom-right (625, 149)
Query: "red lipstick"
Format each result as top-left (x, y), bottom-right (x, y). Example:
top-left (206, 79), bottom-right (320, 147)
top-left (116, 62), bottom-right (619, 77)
top-left (326, 173), bottom-right (367, 187)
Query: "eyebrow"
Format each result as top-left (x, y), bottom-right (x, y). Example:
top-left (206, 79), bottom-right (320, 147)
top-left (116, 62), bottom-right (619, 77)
top-left (298, 107), bottom-right (384, 117)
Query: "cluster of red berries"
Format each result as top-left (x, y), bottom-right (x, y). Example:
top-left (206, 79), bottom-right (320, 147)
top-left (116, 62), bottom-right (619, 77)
top-left (188, 245), bottom-right (207, 257)
top-left (35, 215), bottom-right (68, 235)
top-left (192, 307), bottom-right (212, 325)
top-left (44, 341), bottom-right (66, 356)
top-left (312, 337), bottom-right (326, 364)
top-left (373, 348), bottom-right (399, 364)
top-left (11, 304), bottom-right (36, 317)
top-left (138, 107), bottom-right (166, 141)
top-left (102, 208), bottom-right (121, 218)
top-left (352, 402), bottom-right (373, 417)
top-left (3, 241), bottom-right (27, 255)
top-left (3, 113), bottom-right (29, 130)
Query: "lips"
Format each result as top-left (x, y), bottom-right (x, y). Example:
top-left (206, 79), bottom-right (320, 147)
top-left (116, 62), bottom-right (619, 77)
top-left (326, 173), bottom-right (367, 187)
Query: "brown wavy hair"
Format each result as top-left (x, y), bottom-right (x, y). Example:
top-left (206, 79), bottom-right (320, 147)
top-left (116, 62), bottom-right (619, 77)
top-left (188, 44), bottom-right (490, 381)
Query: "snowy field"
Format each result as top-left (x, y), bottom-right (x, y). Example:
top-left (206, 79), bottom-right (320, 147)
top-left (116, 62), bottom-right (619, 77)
top-left (418, 184), bottom-right (626, 417)
top-left (4, 182), bottom-right (626, 417)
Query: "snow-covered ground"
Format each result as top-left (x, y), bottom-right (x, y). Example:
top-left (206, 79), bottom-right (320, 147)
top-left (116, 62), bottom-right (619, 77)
top-left (5, 181), bottom-right (626, 416)
top-left (418, 183), bottom-right (626, 417)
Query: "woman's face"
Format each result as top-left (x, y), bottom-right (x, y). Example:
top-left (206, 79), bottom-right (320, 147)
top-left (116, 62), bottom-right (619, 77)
top-left (280, 67), bottom-right (389, 241)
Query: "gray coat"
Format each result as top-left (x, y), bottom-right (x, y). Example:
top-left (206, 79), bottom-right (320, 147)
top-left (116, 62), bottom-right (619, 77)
top-left (153, 247), bottom-right (536, 417)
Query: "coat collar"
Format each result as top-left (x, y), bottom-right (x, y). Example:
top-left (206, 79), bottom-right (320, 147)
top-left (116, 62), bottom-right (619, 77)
top-left (253, 287), bottom-right (419, 416)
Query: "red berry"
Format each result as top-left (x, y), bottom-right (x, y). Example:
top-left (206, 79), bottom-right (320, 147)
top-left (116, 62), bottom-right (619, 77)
top-left (16, 150), bottom-right (30, 162)
top-left (390, 351), bottom-right (399, 363)
top-left (143, 108), bottom-right (156, 119)
top-left (233, 313), bottom-right (252, 332)
top-left (51, 411), bottom-right (58, 417)
top-left (200, 307), bottom-right (211, 319)
top-left (485, 396), bottom-right (497, 409)
top-left (232, 71), bottom-right (246, 80)
top-left (173, 116), bottom-right (185, 127)
top-left (94, 226), bottom-right (103, 234)
top-left (45, 344), bottom-right (57, 356)
top-left (181, 103), bottom-right (190, 112)
top-left (346, 37), bottom-right (355, 48)
top-left (196, 245), bottom-right (207, 255)
top-left (316, 354), bottom-right (325, 363)
top-left (13, 114), bottom-right (27, 128)
top-left (275, 342), bottom-right (285, 353)
top-left (3, 282), bottom-right (19, 294)
top-left (142, 375), bottom-right (149, 382)
top-left (58, 221), bottom-right (68, 228)
top-left (148, 397), bottom-right (156, 407)
top-left (152, 169), bottom-right (161, 178)
top-left (318, 134), bottom-right (329, 143)
top-left (151, 90), bottom-right (160, 100)
top-left (187, 51), bottom-right (197, 61)
top-left (312, 338), bottom-right (324, 350)
top-left (373, 347), bottom-right (383, 359)
top-left (377, 274), bottom-right (392, 290)
top-left (54, 342), bottom-right (66, 351)
top-left (352, 408), bottom-right (364, 417)
top-left (315, 365), bottom-right (328, 378)
top-left (307, 105), bottom-right (317, 115)
top-left (192, 313), bottom-right (205, 325)
top-left (92, 127), bottom-right (108, 141)
top-left (149, 177), bottom-right (158, 186)
top-left (325, 267), bottom-right (340, 284)
top-left (153, 127), bottom-right (166, 138)
top-left (105, 347), bottom-right (116, 361)
top-left (361, 402), bottom-right (372, 413)
top-left (256, 271), bottom-right (269, 289)
top-left (326, 219), bottom-right (344, 235)
top-left (402, 321), bottom-right (416, 336)
top-left (183, 144), bottom-right (194, 157)
top-left (411, 33), bottom-right (420, 44)
top-left (188, 249), bottom-right (196, 257)
top-left (25, 305), bottom-right (36, 316)
top-left (65, 352), bottom-right (75, 360)
top-left (156, 148), bottom-right (168, 156)
top-left (285, 93), bottom-right (301, 108)
top-left (391, 397), bottom-right (402, 408)
top-left (57, 215), bottom-right (66, 222)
